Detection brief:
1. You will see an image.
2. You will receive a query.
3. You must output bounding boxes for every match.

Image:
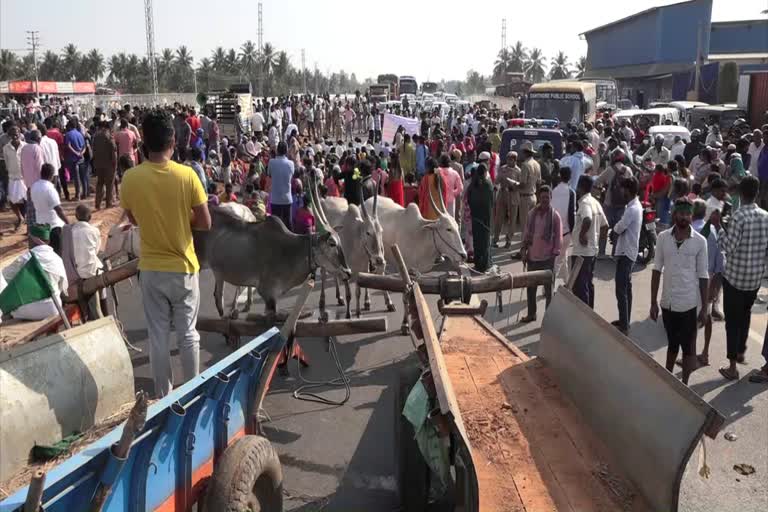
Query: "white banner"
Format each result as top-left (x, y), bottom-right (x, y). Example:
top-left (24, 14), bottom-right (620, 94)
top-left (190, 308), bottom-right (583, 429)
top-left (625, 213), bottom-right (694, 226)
top-left (382, 113), bottom-right (420, 144)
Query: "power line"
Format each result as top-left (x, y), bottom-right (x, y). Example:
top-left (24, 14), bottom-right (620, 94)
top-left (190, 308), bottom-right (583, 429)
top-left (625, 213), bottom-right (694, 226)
top-left (144, 0), bottom-right (159, 103)
top-left (25, 30), bottom-right (40, 101)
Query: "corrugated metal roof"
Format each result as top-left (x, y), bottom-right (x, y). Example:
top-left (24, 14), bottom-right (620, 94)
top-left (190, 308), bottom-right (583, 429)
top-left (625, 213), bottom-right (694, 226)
top-left (580, 0), bottom-right (698, 36)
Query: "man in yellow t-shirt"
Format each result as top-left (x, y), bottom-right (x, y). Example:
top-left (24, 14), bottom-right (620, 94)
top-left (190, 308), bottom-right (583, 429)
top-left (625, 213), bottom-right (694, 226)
top-left (121, 110), bottom-right (211, 398)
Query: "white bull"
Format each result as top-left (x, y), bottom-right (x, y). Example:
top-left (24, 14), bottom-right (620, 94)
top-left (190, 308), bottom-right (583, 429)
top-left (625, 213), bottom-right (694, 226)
top-left (363, 192), bottom-right (466, 333)
top-left (321, 194), bottom-right (394, 319)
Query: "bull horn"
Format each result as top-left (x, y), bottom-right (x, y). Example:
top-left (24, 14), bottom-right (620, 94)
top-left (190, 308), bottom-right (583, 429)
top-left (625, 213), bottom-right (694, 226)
top-left (359, 187), bottom-right (369, 219)
top-left (436, 174), bottom-right (447, 214)
top-left (310, 175), bottom-right (332, 230)
top-left (373, 176), bottom-right (380, 216)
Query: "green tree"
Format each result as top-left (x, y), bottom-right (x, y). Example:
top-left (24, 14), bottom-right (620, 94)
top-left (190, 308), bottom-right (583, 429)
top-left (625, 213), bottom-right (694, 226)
top-left (197, 57), bottom-right (212, 92)
top-left (575, 56), bottom-right (587, 78)
top-left (84, 49), bottom-right (105, 83)
top-left (0, 50), bottom-right (18, 80)
top-left (240, 40), bottom-right (258, 85)
top-left (509, 41), bottom-right (528, 73)
top-left (159, 48), bottom-right (175, 90)
top-left (493, 47), bottom-right (511, 83)
top-left (526, 48), bottom-right (546, 83)
top-left (549, 51), bottom-right (571, 80)
top-left (465, 69), bottom-right (485, 94)
top-left (60, 44), bottom-right (81, 80)
top-left (39, 51), bottom-right (62, 81)
top-left (211, 47), bottom-right (227, 72)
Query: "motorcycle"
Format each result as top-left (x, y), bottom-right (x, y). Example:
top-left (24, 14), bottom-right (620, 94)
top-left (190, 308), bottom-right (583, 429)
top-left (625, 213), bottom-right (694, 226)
top-left (638, 200), bottom-right (657, 264)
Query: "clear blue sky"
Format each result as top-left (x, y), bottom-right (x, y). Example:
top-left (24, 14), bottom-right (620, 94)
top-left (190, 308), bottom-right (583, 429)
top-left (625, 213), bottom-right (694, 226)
top-left (0, 0), bottom-right (765, 81)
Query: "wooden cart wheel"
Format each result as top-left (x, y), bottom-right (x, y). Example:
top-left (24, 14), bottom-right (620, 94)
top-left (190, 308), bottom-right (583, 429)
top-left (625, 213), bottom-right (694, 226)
top-left (395, 365), bottom-right (429, 511)
top-left (204, 435), bottom-right (283, 512)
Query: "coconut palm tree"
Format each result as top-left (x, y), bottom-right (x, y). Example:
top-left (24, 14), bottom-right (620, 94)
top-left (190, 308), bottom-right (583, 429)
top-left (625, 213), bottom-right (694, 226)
top-left (211, 47), bottom-right (227, 72)
top-left (39, 51), bottom-right (62, 81)
top-left (175, 46), bottom-right (193, 70)
top-left (549, 51), bottom-right (571, 80)
top-left (107, 53), bottom-right (128, 89)
top-left (494, 47), bottom-right (511, 83)
top-left (197, 57), bottom-right (212, 92)
top-left (465, 70), bottom-right (485, 94)
top-left (240, 40), bottom-right (258, 76)
top-left (84, 49), bottom-right (105, 82)
top-left (525, 48), bottom-right (546, 83)
top-left (575, 56), bottom-right (587, 78)
top-left (15, 54), bottom-right (36, 80)
top-left (0, 50), bottom-right (19, 80)
top-left (260, 43), bottom-right (278, 77)
top-left (124, 54), bottom-right (141, 91)
top-left (61, 44), bottom-right (81, 79)
top-left (509, 41), bottom-right (528, 73)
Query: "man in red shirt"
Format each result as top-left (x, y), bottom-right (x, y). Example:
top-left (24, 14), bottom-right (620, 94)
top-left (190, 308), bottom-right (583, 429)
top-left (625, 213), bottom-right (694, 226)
top-left (187, 108), bottom-right (201, 134)
top-left (114, 118), bottom-right (138, 165)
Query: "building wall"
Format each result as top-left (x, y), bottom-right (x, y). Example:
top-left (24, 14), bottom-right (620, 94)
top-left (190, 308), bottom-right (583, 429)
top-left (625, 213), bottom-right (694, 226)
top-left (587, 11), bottom-right (660, 69)
top-left (710, 20), bottom-right (768, 55)
top-left (585, 0), bottom-right (713, 70)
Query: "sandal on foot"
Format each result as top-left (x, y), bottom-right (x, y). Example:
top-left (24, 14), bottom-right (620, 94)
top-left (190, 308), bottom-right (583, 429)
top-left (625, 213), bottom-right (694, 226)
top-left (718, 367), bottom-right (739, 381)
top-left (696, 355), bottom-right (710, 367)
top-left (748, 371), bottom-right (768, 383)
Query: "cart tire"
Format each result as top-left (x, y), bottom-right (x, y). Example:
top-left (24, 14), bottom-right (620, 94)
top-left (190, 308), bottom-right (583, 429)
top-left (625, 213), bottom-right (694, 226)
top-left (204, 435), bottom-right (283, 512)
top-left (395, 365), bottom-right (429, 511)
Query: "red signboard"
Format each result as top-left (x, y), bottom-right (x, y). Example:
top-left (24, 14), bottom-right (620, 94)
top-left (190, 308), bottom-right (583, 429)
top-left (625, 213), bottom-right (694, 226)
top-left (4, 80), bottom-right (96, 94)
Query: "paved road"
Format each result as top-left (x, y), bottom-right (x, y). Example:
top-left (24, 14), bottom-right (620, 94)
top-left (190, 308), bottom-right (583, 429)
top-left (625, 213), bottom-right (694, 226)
top-left (111, 242), bottom-right (768, 512)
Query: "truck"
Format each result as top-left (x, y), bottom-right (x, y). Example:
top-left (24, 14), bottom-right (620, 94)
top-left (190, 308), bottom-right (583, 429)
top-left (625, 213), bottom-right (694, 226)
top-left (208, 91), bottom-right (253, 140)
top-left (377, 73), bottom-right (399, 99)
top-left (368, 84), bottom-right (390, 103)
top-left (398, 75), bottom-right (418, 96)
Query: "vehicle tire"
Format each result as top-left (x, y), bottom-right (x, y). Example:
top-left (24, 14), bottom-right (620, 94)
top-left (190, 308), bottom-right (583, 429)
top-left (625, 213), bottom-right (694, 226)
top-left (204, 435), bottom-right (283, 512)
top-left (395, 363), bottom-right (429, 512)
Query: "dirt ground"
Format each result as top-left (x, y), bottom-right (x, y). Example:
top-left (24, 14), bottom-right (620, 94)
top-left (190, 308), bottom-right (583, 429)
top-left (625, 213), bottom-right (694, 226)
top-left (0, 182), bottom-right (124, 263)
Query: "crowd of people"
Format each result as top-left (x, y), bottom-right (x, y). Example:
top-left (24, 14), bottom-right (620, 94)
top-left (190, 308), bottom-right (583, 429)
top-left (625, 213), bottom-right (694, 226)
top-left (1, 91), bottom-right (767, 396)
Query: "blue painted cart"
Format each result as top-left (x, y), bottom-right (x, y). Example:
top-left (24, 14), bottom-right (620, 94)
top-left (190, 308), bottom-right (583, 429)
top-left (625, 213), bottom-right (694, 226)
top-left (0, 327), bottom-right (286, 512)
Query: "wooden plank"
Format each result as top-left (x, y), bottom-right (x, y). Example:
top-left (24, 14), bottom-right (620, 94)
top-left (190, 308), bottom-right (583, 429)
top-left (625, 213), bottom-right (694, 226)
top-left (462, 353), bottom-right (564, 512)
top-left (494, 355), bottom-right (619, 512)
top-left (0, 316), bottom-right (61, 349)
top-left (443, 352), bottom-right (526, 512)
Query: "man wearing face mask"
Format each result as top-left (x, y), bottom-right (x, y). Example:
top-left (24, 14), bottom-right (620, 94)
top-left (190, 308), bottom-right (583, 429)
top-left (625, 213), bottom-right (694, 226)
top-left (595, 149), bottom-right (632, 258)
top-left (650, 197), bottom-right (710, 384)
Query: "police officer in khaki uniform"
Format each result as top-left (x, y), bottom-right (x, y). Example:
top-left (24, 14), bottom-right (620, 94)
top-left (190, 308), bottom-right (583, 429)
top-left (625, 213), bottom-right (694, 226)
top-left (493, 151), bottom-right (521, 248)
top-left (517, 141), bottom-right (542, 237)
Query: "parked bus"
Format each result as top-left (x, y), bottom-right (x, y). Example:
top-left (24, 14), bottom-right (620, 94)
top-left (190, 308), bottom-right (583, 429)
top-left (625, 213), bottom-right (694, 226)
top-left (525, 81), bottom-right (598, 124)
top-left (422, 81), bottom-right (438, 94)
top-left (399, 75), bottom-right (418, 96)
top-left (579, 77), bottom-right (618, 109)
top-left (377, 74), bottom-right (399, 99)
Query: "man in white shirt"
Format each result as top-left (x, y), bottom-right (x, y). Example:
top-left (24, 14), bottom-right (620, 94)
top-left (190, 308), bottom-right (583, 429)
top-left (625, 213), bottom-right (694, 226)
top-left (586, 123), bottom-right (600, 154)
top-left (39, 124), bottom-right (62, 195)
top-left (611, 176), bottom-right (642, 335)
top-left (0, 225), bottom-right (68, 321)
top-left (250, 110), bottom-right (265, 136)
top-left (748, 129), bottom-right (763, 174)
top-left (30, 163), bottom-right (69, 255)
top-left (642, 135), bottom-right (671, 166)
top-left (704, 178), bottom-right (728, 221)
top-left (3, 126), bottom-right (26, 230)
top-left (670, 136), bottom-right (686, 161)
top-left (551, 167), bottom-right (576, 282)
top-left (650, 197), bottom-right (710, 384)
top-left (572, 175), bottom-right (607, 308)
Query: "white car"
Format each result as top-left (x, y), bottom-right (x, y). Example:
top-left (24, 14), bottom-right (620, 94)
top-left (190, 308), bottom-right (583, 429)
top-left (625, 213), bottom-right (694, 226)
top-left (648, 125), bottom-right (691, 148)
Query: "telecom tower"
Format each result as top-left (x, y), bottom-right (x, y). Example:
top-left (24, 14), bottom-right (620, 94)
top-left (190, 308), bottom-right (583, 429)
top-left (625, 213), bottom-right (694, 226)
top-left (144, 0), bottom-right (159, 103)
top-left (257, 2), bottom-right (263, 96)
top-left (501, 18), bottom-right (507, 51)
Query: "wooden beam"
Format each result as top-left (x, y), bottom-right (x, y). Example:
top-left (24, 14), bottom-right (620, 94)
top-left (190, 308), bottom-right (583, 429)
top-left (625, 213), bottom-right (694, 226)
top-left (64, 259), bottom-right (139, 301)
top-left (196, 316), bottom-right (387, 338)
top-left (356, 270), bottom-right (553, 294)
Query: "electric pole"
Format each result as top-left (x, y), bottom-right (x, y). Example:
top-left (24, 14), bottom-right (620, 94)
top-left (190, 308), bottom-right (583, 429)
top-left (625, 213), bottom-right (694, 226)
top-left (25, 30), bottom-right (40, 101)
top-left (301, 48), bottom-right (306, 93)
top-left (257, 2), bottom-right (263, 97)
top-left (144, 0), bottom-right (159, 103)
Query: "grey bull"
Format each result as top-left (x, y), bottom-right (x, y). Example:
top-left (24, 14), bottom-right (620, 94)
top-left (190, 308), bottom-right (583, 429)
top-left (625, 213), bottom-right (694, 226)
top-left (193, 205), bottom-right (351, 318)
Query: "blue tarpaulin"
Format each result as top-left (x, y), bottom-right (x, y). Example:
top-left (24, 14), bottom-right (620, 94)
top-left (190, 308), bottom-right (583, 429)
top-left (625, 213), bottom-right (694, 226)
top-left (672, 62), bottom-right (719, 104)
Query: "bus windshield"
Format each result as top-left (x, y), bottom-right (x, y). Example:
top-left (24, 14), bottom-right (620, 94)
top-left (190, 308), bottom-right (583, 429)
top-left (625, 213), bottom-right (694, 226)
top-left (399, 79), bottom-right (418, 95)
top-left (526, 93), bottom-right (583, 124)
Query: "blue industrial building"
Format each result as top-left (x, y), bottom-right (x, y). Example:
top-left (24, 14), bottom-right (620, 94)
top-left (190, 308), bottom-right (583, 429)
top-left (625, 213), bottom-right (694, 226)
top-left (582, 0), bottom-right (768, 108)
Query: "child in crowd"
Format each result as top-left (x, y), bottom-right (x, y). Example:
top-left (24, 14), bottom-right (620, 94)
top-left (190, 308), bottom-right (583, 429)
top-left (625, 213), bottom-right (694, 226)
top-left (293, 193), bottom-right (315, 235)
top-left (219, 183), bottom-right (237, 203)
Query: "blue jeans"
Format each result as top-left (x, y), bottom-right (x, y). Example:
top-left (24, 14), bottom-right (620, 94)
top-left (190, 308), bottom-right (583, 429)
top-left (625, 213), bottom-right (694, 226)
top-left (655, 196), bottom-right (671, 226)
top-left (73, 161), bottom-right (90, 199)
top-left (615, 256), bottom-right (634, 330)
top-left (571, 256), bottom-right (595, 308)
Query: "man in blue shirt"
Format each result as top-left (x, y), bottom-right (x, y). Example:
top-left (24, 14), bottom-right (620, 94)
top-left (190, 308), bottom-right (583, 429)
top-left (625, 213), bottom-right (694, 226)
top-left (63, 120), bottom-right (86, 200)
top-left (415, 136), bottom-right (429, 178)
top-left (268, 141), bottom-right (294, 230)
